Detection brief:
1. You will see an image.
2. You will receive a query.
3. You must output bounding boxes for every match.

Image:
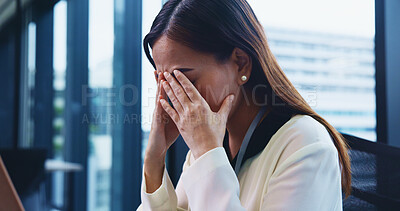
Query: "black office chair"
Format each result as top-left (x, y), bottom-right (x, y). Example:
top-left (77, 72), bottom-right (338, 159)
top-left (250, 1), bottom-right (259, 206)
top-left (0, 149), bottom-right (47, 210)
top-left (342, 134), bottom-right (400, 210)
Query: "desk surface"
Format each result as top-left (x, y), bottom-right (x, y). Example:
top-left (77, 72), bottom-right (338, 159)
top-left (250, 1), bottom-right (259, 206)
top-left (45, 159), bottom-right (83, 172)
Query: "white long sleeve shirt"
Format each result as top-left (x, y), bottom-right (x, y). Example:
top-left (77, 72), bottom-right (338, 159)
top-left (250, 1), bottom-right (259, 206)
top-left (137, 113), bottom-right (343, 211)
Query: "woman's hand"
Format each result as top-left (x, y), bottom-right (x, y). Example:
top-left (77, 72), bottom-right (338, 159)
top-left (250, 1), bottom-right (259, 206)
top-left (143, 70), bottom-right (180, 193)
top-left (145, 70), bottom-right (180, 163)
top-left (160, 70), bottom-right (235, 159)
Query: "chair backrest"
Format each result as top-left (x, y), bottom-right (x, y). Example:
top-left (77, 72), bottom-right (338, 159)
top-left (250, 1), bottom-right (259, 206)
top-left (0, 149), bottom-right (46, 197)
top-left (0, 156), bottom-right (25, 211)
top-left (342, 133), bottom-right (400, 210)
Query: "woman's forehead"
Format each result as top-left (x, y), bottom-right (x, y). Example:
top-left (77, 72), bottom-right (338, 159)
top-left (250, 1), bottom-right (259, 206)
top-left (152, 36), bottom-right (214, 70)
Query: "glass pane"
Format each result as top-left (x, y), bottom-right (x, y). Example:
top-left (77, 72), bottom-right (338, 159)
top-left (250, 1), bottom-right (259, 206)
top-left (19, 19), bottom-right (36, 147)
top-left (247, 0), bottom-right (376, 141)
top-left (87, 0), bottom-right (114, 210)
top-left (52, 0), bottom-right (67, 208)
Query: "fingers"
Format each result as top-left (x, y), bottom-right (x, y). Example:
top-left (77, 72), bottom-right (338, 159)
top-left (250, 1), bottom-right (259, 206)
top-left (163, 71), bottom-right (192, 107)
top-left (153, 70), bottom-right (158, 82)
top-left (160, 98), bottom-right (180, 123)
top-left (155, 83), bottom-right (163, 114)
top-left (173, 70), bottom-right (202, 103)
top-left (155, 70), bottom-right (167, 107)
top-left (161, 79), bottom-right (185, 114)
top-left (155, 71), bottom-right (162, 107)
top-left (152, 86), bottom-right (162, 125)
top-left (158, 71), bottom-right (168, 102)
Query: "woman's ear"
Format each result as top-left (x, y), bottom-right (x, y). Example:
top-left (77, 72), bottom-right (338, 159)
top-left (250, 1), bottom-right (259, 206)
top-left (232, 47), bottom-right (252, 85)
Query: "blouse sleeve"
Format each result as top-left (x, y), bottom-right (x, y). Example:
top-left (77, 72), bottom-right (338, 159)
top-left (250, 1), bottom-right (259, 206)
top-left (137, 147), bottom-right (247, 211)
top-left (179, 147), bottom-right (247, 211)
top-left (136, 151), bottom-right (191, 211)
top-left (261, 142), bottom-right (343, 211)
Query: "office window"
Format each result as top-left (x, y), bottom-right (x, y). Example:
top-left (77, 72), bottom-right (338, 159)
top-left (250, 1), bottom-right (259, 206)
top-left (53, 1), bottom-right (67, 160)
top-left (52, 0), bottom-right (114, 210)
top-left (52, 0), bottom-right (67, 208)
top-left (52, 0), bottom-right (115, 210)
top-left (87, 0), bottom-right (114, 210)
top-left (19, 20), bottom-right (36, 147)
top-left (247, 0), bottom-right (376, 141)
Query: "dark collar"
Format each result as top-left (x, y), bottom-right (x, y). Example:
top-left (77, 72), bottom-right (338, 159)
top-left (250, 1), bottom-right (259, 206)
top-left (223, 108), bottom-right (294, 170)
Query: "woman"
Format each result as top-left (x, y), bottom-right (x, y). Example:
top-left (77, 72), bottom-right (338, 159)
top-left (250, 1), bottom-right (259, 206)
top-left (137, 0), bottom-right (351, 210)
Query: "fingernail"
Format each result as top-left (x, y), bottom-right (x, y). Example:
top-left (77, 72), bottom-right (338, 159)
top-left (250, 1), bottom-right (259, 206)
top-left (230, 95), bottom-right (235, 102)
top-left (173, 69), bottom-right (179, 75)
top-left (163, 72), bottom-right (169, 77)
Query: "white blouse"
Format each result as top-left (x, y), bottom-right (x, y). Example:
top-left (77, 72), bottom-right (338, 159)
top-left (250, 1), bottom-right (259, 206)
top-left (137, 114), bottom-right (343, 211)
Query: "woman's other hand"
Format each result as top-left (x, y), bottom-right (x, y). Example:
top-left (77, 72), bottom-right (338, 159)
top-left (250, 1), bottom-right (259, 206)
top-left (160, 69), bottom-right (235, 159)
top-left (143, 70), bottom-right (180, 193)
top-left (145, 70), bottom-right (180, 162)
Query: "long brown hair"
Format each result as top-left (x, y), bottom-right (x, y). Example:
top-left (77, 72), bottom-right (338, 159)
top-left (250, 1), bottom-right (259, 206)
top-left (143, 0), bottom-right (351, 197)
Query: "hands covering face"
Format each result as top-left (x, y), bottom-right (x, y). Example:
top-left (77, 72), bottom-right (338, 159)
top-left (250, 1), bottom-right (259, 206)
top-left (159, 70), bottom-right (235, 159)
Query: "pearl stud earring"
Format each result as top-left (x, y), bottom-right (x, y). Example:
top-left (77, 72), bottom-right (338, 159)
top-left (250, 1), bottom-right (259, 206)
top-left (241, 75), bottom-right (247, 81)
